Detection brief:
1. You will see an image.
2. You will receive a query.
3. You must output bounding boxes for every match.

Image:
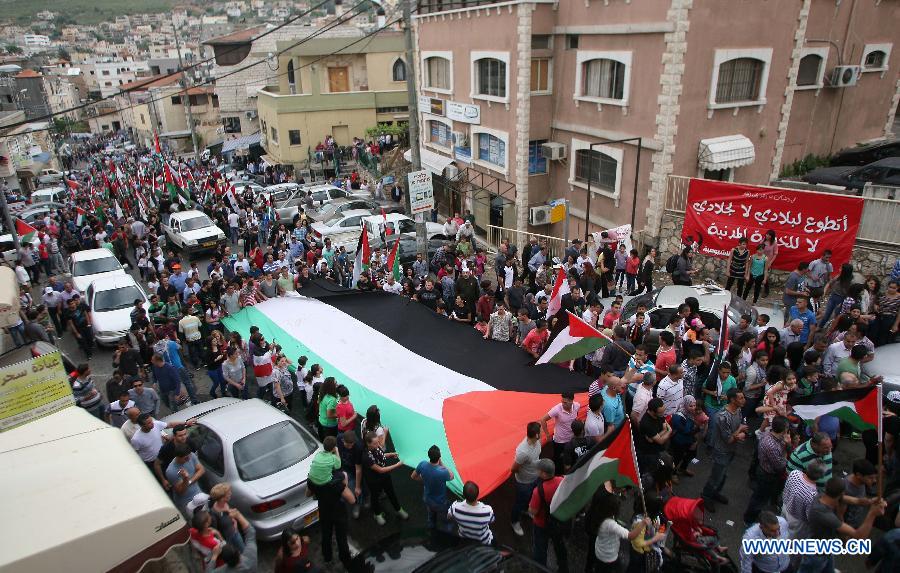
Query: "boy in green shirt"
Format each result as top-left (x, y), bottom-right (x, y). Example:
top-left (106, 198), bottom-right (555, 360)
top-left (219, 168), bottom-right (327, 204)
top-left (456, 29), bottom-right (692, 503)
top-left (308, 436), bottom-right (356, 504)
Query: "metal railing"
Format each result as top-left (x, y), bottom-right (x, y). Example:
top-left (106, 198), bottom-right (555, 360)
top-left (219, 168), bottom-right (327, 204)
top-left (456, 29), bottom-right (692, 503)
top-left (662, 175), bottom-right (900, 246)
top-left (485, 224), bottom-right (567, 260)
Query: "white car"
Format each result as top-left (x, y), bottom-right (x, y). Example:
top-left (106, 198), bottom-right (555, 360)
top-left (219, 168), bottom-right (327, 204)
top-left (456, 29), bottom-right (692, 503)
top-left (309, 209), bottom-right (375, 246)
top-left (68, 249), bottom-right (127, 293)
top-left (0, 234), bottom-right (39, 265)
top-left (87, 274), bottom-right (148, 346)
top-left (31, 186), bottom-right (67, 204)
top-left (161, 210), bottom-right (226, 259)
top-left (304, 184), bottom-right (369, 207)
top-left (361, 213), bottom-right (447, 243)
top-left (37, 169), bottom-right (64, 186)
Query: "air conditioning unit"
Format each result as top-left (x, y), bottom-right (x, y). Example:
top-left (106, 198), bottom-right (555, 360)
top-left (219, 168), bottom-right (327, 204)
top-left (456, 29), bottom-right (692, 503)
top-left (529, 205), bottom-right (552, 225)
top-left (245, 110), bottom-right (258, 119)
top-left (444, 164), bottom-right (459, 179)
top-left (829, 65), bottom-right (861, 88)
top-left (541, 142), bottom-right (567, 161)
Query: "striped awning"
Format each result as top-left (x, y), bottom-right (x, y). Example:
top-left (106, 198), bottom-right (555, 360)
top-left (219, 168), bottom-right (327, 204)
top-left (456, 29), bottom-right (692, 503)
top-left (403, 147), bottom-right (455, 176)
top-left (221, 132), bottom-right (262, 154)
top-left (698, 135), bottom-right (755, 171)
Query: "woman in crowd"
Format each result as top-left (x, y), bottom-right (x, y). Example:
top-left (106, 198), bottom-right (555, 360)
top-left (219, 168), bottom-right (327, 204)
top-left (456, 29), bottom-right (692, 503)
top-left (206, 329), bottom-right (228, 398)
top-left (221, 346), bottom-right (247, 399)
top-left (317, 376), bottom-right (339, 439)
top-left (761, 230), bottom-right (778, 298)
top-left (670, 395), bottom-right (701, 476)
top-left (873, 279), bottom-right (900, 346)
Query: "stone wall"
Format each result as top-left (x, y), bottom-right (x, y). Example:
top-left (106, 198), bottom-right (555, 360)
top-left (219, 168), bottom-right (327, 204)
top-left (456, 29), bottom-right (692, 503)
top-left (656, 211), bottom-right (898, 287)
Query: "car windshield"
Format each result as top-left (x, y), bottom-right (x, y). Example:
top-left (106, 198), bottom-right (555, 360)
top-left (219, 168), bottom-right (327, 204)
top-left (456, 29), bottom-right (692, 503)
top-left (181, 216), bottom-right (213, 231)
top-left (311, 191), bottom-right (329, 202)
top-left (233, 421), bottom-right (318, 481)
top-left (94, 285), bottom-right (142, 312)
top-left (73, 256), bottom-right (122, 276)
top-left (324, 214), bottom-right (345, 226)
top-left (620, 290), bottom-right (659, 321)
top-left (396, 220), bottom-right (415, 234)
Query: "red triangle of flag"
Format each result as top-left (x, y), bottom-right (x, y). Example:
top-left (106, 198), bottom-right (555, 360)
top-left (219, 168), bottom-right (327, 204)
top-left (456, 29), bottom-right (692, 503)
top-left (605, 420), bottom-right (639, 486)
top-left (16, 219), bottom-right (37, 237)
top-left (567, 311), bottom-right (608, 339)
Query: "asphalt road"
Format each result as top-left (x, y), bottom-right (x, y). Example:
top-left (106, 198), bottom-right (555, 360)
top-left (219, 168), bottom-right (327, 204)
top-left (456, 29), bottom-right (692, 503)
top-left (53, 252), bottom-right (869, 573)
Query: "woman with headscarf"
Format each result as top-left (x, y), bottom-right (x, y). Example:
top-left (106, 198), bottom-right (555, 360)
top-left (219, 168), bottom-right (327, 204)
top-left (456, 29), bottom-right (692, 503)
top-left (669, 395), bottom-right (701, 476)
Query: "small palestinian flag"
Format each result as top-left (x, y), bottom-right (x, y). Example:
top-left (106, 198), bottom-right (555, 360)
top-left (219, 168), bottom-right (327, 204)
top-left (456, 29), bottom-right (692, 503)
top-left (16, 219), bottom-right (37, 243)
top-left (790, 386), bottom-right (881, 433)
top-left (352, 225), bottom-right (371, 288)
top-left (385, 237), bottom-right (402, 281)
top-left (545, 268), bottom-right (570, 319)
top-left (536, 311), bottom-right (612, 365)
top-left (550, 420), bottom-right (640, 521)
top-left (75, 207), bottom-right (86, 226)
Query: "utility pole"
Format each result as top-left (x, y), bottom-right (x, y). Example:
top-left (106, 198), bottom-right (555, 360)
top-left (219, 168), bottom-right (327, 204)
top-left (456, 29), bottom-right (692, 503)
top-left (402, 0), bottom-right (426, 255)
top-left (172, 14), bottom-right (200, 164)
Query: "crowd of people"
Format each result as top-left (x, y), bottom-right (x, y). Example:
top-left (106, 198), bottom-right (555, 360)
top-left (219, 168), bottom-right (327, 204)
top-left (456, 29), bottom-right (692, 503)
top-left (4, 133), bottom-right (900, 573)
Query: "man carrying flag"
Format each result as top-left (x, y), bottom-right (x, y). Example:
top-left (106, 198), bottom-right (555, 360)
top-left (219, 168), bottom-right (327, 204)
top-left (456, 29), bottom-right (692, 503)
top-left (536, 311), bottom-right (613, 365)
top-left (545, 268), bottom-right (569, 319)
top-left (352, 226), bottom-right (371, 288)
top-left (384, 237), bottom-right (401, 282)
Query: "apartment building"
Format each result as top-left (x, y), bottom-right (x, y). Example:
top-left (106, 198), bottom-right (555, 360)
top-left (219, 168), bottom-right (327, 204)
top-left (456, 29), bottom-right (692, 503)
top-left (412, 0), bottom-right (899, 245)
top-left (85, 59), bottom-right (152, 99)
top-left (256, 31), bottom-right (409, 167)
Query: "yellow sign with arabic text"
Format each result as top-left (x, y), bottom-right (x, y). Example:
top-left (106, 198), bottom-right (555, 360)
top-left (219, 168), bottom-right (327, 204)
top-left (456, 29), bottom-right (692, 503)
top-left (0, 351), bottom-right (75, 432)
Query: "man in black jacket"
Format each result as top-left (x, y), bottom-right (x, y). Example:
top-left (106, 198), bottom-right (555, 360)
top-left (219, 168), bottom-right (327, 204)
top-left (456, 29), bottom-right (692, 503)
top-left (598, 326), bottom-right (635, 376)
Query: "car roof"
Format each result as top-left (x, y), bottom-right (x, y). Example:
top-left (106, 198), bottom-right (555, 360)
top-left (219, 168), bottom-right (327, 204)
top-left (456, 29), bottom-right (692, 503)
top-left (654, 285), bottom-right (732, 310)
top-left (336, 209), bottom-right (373, 218)
top-left (70, 248), bottom-right (119, 262)
top-left (365, 213), bottom-right (408, 223)
top-left (865, 157), bottom-right (900, 167)
top-left (88, 273), bottom-right (141, 292)
top-left (168, 398), bottom-right (296, 442)
top-left (306, 184), bottom-right (342, 192)
top-left (171, 210), bottom-right (207, 220)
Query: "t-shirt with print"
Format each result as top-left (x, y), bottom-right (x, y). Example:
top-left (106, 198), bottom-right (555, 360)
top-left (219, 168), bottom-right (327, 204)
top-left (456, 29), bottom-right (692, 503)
top-left (548, 402), bottom-right (581, 444)
top-left (178, 315), bottom-right (202, 342)
top-left (362, 446), bottom-right (390, 485)
top-left (415, 461), bottom-right (452, 505)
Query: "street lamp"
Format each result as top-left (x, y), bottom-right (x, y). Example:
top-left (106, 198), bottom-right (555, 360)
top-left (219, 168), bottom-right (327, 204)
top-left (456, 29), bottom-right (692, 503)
top-left (583, 136), bottom-right (643, 244)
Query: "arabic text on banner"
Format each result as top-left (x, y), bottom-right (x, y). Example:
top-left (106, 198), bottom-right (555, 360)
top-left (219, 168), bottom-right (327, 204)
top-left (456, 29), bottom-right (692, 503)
top-left (0, 351), bottom-right (75, 432)
top-left (681, 179), bottom-right (863, 272)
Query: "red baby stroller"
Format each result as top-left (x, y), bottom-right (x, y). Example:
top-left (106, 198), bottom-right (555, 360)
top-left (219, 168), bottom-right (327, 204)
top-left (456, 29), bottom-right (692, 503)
top-left (662, 497), bottom-right (737, 573)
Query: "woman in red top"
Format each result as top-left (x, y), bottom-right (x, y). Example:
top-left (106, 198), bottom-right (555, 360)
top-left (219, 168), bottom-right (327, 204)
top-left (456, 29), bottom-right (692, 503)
top-left (274, 530), bottom-right (312, 573)
top-left (38, 241), bottom-right (51, 278)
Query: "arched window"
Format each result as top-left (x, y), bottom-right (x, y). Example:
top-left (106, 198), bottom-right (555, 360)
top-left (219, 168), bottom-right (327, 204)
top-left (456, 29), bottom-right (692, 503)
top-left (796, 54), bottom-right (823, 86)
top-left (864, 50), bottom-right (887, 70)
top-left (581, 58), bottom-right (625, 100)
top-left (715, 58), bottom-right (764, 103)
top-left (392, 59), bottom-right (406, 82)
top-left (574, 149), bottom-right (617, 192)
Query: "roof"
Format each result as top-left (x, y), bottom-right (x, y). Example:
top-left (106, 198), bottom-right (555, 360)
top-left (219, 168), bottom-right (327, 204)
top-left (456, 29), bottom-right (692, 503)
top-left (179, 398), bottom-right (292, 442)
top-left (118, 73), bottom-right (182, 92)
top-left (170, 209), bottom-right (207, 220)
top-left (203, 25), bottom-right (265, 46)
top-left (15, 69), bottom-right (42, 78)
top-left (185, 86), bottom-right (215, 96)
top-left (87, 273), bottom-right (141, 292)
top-left (0, 407), bottom-right (187, 571)
top-left (221, 132), bottom-right (261, 153)
top-left (70, 248), bottom-right (119, 262)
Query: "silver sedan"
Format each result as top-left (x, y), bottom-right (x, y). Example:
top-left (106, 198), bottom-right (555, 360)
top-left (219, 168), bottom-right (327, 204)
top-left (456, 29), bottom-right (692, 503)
top-left (163, 398), bottom-right (321, 540)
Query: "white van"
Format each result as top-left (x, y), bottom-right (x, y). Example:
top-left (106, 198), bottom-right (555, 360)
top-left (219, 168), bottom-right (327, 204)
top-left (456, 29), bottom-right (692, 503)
top-left (30, 186), bottom-right (67, 204)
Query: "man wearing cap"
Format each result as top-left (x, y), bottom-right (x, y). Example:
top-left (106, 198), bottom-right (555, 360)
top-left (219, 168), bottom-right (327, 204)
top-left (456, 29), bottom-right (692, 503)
top-left (41, 286), bottom-right (63, 334)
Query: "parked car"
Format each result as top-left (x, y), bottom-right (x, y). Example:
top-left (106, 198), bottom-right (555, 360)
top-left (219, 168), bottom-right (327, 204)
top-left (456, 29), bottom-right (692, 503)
top-left (162, 398), bottom-right (322, 541)
top-left (614, 284), bottom-right (757, 356)
top-left (87, 274), bottom-right (148, 345)
top-left (369, 236), bottom-right (451, 268)
top-left (19, 202), bottom-right (66, 225)
top-left (0, 233), bottom-right (39, 265)
top-left (161, 210), bottom-right (226, 258)
top-left (30, 186), bottom-right (67, 205)
top-left (36, 169), bottom-right (64, 186)
top-left (802, 158), bottom-right (900, 191)
top-left (348, 529), bottom-right (552, 573)
top-left (830, 139), bottom-right (900, 167)
top-left (862, 342), bottom-right (900, 400)
top-left (304, 184), bottom-right (370, 207)
top-left (68, 248), bottom-right (127, 293)
top-left (309, 209), bottom-right (374, 246)
top-left (307, 198), bottom-right (400, 223)
top-left (362, 213), bottom-right (447, 243)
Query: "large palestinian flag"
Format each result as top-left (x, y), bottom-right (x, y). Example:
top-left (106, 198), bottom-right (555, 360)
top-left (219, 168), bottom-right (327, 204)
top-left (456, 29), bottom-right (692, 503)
top-left (550, 420), bottom-right (640, 521)
top-left (789, 386), bottom-right (881, 432)
top-left (222, 281), bottom-right (588, 496)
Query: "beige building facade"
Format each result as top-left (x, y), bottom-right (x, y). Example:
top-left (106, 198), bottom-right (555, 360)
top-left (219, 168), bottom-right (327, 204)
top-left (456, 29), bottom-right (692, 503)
top-left (413, 0), bottom-right (899, 245)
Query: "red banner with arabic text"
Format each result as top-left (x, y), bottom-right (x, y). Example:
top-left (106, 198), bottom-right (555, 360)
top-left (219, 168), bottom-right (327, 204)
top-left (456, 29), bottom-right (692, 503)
top-left (682, 179), bottom-right (863, 272)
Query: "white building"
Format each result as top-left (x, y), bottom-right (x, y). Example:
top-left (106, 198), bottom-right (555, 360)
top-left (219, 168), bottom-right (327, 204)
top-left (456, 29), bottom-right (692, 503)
top-left (22, 34), bottom-right (51, 52)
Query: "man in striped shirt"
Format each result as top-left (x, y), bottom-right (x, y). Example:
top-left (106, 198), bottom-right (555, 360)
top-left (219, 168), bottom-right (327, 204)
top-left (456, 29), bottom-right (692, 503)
top-left (655, 363), bottom-right (685, 417)
top-left (447, 481), bottom-right (495, 545)
top-left (787, 432), bottom-right (833, 489)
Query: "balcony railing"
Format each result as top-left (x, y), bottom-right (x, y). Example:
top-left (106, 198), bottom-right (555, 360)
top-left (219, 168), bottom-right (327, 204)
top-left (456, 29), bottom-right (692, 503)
top-left (257, 86), bottom-right (407, 114)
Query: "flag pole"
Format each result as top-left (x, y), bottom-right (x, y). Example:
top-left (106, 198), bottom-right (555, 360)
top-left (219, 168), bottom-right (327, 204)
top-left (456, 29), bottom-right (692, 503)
top-left (877, 384), bottom-right (884, 499)
top-left (626, 419), bottom-right (648, 516)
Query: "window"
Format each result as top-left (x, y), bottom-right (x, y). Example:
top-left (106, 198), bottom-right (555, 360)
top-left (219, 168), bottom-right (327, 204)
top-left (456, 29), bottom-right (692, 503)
top-left (223, 116), bottom-right (241, 133)
top-left (715, 58), bottom-right (764, 103)
top-left (582, 59), bottom-right (625, 100)
top-left (429, 120), bottom-right (452, 147)
top-left (140, 113), bottom-right (145, 123)
top-left (703, 168), bottom-right (732, 182)
top-left (475, 57), bottom-right (507, 99)
top-left (796, 53), bottom-right (824, 87)
top-left (528, 140), bottom-right (547, 175)
top-left (861, 44), bottom-right (891, 72)
top-left (477, 132), bottom-right (506, 168)
top-left (101, 70), bottom-right (110, 76)
top-left (424, 55), bottom-right (451, 91)
top-left (531, 35), bottom-right (551, 50)
top-left (392, 59), bottom-right (406, 82)
top-left (212, 95), bottom-right (219, 107)
top-left (574, 149), bottom-right (617, 192)
top-left (289, 129), bottom-right (301, 145)
top-left (566, 35), bottom-right (579, 50)
top-left (531, 58), bottom-right (550, 93)
top-left (270, 126), bottom-right (278, 144)
top-left (171, 95), bottom-right (181, 105)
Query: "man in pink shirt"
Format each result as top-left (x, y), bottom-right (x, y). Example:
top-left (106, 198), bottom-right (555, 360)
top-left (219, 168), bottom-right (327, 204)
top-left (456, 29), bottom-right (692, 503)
top-left (540, 392), bottom-right (580, 475)
top-left (521, 320), bottom-right (550, 359)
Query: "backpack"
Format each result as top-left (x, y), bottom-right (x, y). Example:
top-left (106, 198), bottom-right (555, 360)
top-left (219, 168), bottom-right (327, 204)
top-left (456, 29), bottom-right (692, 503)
top-left (536, 478), bottom-right (568, 534)
top-left (665, 254), bottom-right (679, 274)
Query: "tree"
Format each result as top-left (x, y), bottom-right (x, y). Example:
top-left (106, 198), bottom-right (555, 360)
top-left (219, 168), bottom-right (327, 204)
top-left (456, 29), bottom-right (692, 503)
top-left (4, 44), bottom-right (23, 55)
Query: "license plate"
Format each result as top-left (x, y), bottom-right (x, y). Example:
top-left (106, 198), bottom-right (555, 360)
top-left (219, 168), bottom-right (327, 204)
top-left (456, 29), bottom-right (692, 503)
top-left (303, 510), bottom-right (318, 526)
top-left (202, 241), bottom-right (216, 247)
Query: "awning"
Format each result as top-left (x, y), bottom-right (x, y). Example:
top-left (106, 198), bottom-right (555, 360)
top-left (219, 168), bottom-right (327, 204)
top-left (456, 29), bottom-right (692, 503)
top-left (698, 135), bottom-right (755, 171)
top-left (221, 132), bottom-right (262, 154)
top-left (159, 130), bottom-right (192, 139)
top-left (260, 154), bottom-right (278, 167)
top-left (403, 147), bottom-right (454, 176)
top-left (15, 153), bottom-right (50, 177)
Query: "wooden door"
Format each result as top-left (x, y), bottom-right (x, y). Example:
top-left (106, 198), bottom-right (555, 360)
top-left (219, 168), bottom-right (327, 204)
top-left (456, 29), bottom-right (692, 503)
top-left (328, 67), bottom-right (349, 93)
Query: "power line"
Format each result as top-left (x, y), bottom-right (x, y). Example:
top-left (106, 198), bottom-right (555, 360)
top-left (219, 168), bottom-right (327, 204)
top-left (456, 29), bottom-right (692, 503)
top-left (0, 0), bottom-right (334, 132)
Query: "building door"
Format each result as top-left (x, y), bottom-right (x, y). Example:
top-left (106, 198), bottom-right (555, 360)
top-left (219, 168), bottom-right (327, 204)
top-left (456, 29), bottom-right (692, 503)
top-left (328, 67), bottom-right (349, 93)
top-left (332, 125), bottom-right (350, 146)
